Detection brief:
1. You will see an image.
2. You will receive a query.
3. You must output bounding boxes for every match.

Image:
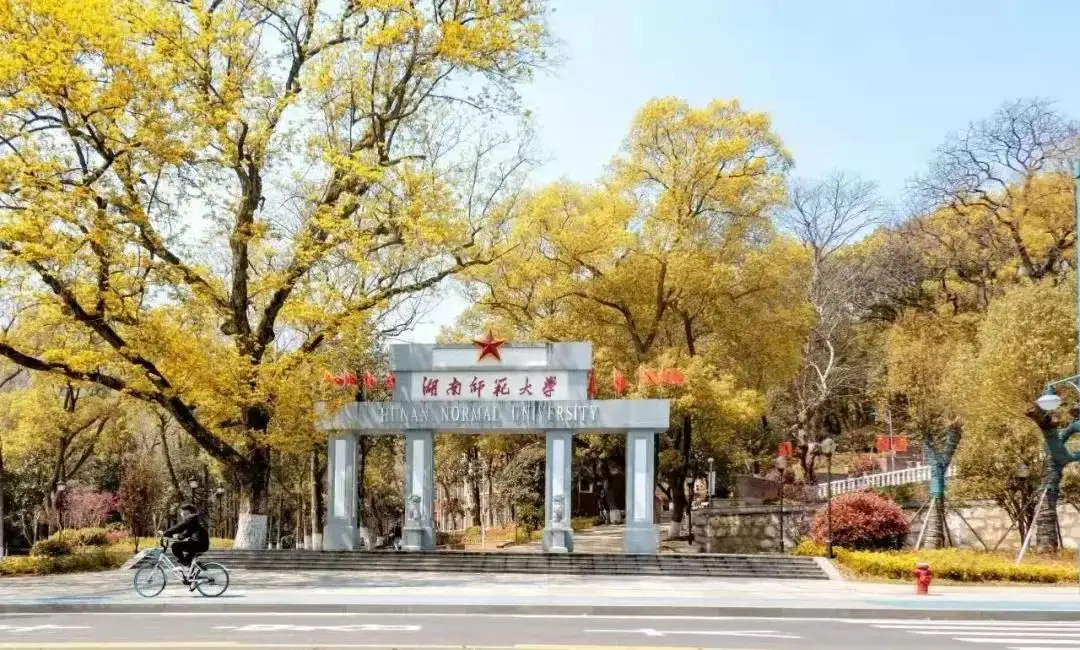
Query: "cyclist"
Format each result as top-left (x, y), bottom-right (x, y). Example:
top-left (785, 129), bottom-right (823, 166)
top-left (158, 504), bottom-right (209, 583)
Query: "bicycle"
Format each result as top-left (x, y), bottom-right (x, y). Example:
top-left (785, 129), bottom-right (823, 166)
top-left (132, 537), bottom-right (230, 598)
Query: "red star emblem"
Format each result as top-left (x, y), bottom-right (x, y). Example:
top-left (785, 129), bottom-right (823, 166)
top-left (473, 328), bottom-right (507, 362)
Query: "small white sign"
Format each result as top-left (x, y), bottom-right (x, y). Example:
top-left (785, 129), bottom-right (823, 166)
top-left (411, 371), bottom-right (569, 400)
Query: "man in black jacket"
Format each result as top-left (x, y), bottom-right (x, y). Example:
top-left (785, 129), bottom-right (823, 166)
top-left (159, 504), bottom-right (209, 576)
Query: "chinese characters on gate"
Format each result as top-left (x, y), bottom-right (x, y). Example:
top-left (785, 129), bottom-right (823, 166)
top-left (422, 374), bottom-right (558, 398)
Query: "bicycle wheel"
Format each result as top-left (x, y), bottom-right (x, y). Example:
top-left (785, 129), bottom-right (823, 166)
top-left (133, 565), bottom-right (167, 598)
top-left (194, 562), bottom-right (230, 598)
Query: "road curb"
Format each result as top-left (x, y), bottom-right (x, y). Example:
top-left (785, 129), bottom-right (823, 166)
top-left (2, 603), bottom-right (1080, 620)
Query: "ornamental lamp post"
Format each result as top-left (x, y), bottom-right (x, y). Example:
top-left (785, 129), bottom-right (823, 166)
top-left (774, 455), bottom-right (788, 553)
top-left (707, 456), bottom-right (716, 502)
top-left (56, 481), bottom-right (67, 531)
top-left (820, 437), bottom-right (837, 559)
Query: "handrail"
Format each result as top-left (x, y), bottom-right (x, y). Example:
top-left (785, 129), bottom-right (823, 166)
top-left (816, 462), bottom-right (956, 499)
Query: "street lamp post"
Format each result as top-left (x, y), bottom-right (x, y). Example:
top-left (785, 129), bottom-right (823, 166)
top-left (820, 438), bottom-right (837, 558)
top-left (214, 487), bottom-right (225, 538)
top-left (55, 481), bottom-right (67, 531)
top-left (707, 457), bottom-right (715, 503)
top-left (775, 455), bottom-right (788, 553)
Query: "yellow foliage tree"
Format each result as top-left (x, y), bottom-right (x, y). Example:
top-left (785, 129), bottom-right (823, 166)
top-left (0, 373), bottom-right (130, 535)
top-left (0, 0), bottom-right (550, 546)
top-left (458, 97), bottom-right (806, 533)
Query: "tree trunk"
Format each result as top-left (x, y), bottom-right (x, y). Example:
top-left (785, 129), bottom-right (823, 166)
top-left (798, 442), bottom-right (817, 485)
top-left (0, 440), bottom-right (5, 557)
top-left (923, 494), bottom-right (947, 549)
top-left (158, 418), bottom-right (182, 505)
top-left (467, 447), bottom-right (482, 527)
top-left (309, 447), bottom-right (324, 549)
top-left (666, 415), bottom-right (693, 538)
top-left (233, 444), bottom-right (271, 549)
top-left (923, 459), bottom-right (949, 549)
top-left (1036, 458), bottom-right (1063, 553)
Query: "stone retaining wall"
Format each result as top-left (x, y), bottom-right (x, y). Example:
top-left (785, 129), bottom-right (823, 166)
top-left (691, 501), bottom-right (1080, 553)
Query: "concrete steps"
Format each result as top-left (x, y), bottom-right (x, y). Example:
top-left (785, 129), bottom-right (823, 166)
top-left (128, 550), bottom-right (828, 579)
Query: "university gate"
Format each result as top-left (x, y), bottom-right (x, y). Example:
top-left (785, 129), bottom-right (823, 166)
top-left (318, 337), bottom-right (670, 554)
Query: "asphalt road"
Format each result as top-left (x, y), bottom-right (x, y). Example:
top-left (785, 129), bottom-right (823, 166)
top-left (3, 612), bottom-right (1080, 649)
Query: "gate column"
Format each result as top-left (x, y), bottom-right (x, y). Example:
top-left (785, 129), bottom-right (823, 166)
top-left (624, 429), bottom-right (658, 554)
top-left (543, 429), bottom-right (574, 552)
top-left (403, 429), bottom-right (435, 551)
top-left (324, 434), bottom-right (358, 551)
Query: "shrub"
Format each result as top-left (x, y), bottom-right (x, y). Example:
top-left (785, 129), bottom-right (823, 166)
top-left (0, 548), bottom-right (126, 576)
top-left (835, 548), bottom-right (1076, 584)
top-left (105, 529), bottom-right (130, 545)
top-left (48, 527), bottom-right (110, 547)
top-left (792, 539), bottom-right (826, 557)
top-left (571, 516), bottom-right (602, 531)
top-left (810, 491), bottom-right (909, 550)
top-left (74, 528), bottom-right (110, 547)
top-left (848, 455), bottom-right (883, 477)
top-left (63, 487), bottom-right (120, 529)
top-left (31, 538), bottom-right (74, 557)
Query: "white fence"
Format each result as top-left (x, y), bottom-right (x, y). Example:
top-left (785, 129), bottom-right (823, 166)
top-left (816, 463), bottom-right (956, 499)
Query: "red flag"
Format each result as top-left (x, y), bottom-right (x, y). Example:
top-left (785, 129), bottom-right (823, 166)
top-left (384, 373), bottom-right (397, 390)
top-left (778, 441), bottom-right (793, 457)
top-left (587, 370), bottom-right (597, 399)
top-left (363, 371), bottom-right (377, 390)
top-left (639, 367), bottom-right (660, 386)
top-left (661, 368), bottom-right (685, 386)
top-left (894, 436), bottom-right (908, 453)
top-left (875, 435), bottom-right (889, 453)
top-left (613, 368), bottom-right (629, 396)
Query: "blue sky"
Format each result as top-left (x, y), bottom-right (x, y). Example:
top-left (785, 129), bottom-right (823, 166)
top-left (400, 0), bottom-right (1080, 343)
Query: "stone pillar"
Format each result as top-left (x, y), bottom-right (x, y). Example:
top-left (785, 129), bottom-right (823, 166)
top-left (624, 429), bottom-right (658, 554)
top-left (543, 429), bottom-right (574, 553)
top-left (323, 434), bottom-right (358, 551)
top-left (403, 430), bottom-right (435, 551)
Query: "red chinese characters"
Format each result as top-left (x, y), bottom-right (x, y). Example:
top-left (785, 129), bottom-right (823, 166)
top-left (447, 377), bottom-right (462, 396)
top-left (422, 377), bottom-right (439, 397)
top-left (469, 376), bottom-right (486, 397)
top-left (493, 377), bottom-right (510, 396)
top-left (519, 378), bottom-right (533, 396)
top-left (542, 375), bottom-right (557, 398)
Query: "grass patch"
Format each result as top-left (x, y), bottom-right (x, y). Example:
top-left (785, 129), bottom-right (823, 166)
top-left (795, 539), bottom-right (1079, 584)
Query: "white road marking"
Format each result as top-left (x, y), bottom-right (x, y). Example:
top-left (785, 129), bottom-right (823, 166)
top-left (875, 622), bottom-right (1080, 628)
top-left (584, 628), bottom-right (799, 639)
top-left (913, 631), bottom-right (1080, 637)
top-left (956, 640), bottom-right (1080, 645)
top-left (0, 625), bottom-right (90, 633)
top-left (214, 624), bottom-right (421, 632)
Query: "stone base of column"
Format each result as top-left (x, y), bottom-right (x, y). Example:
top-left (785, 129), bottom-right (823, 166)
top-left (624, 523), bottom-right (658, 554)
top-left (543, 526), bottom-right (573, 553)
top-left (322, 523), bottom-right (356, 551)
top-left (402, 524), bottom-right (435, 551)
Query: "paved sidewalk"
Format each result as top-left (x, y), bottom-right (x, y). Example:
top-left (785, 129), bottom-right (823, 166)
top-left (4, 569), bottom-right (1080, 619)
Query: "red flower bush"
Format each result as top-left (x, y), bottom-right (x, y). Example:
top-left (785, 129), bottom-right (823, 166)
top-left (810, 491), bottom-right (910, 550)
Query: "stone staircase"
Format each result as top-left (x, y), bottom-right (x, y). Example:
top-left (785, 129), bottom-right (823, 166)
top-left (127, 549), bottom-right (828, 579)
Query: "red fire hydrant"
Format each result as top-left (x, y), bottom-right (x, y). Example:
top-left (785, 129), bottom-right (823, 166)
top-left (914, 562), bottom-right (932, 595)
